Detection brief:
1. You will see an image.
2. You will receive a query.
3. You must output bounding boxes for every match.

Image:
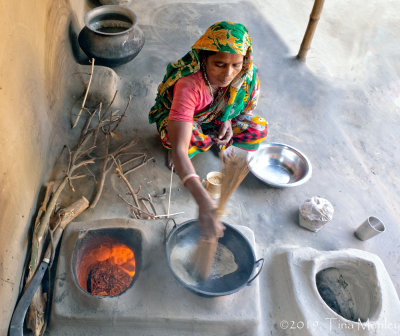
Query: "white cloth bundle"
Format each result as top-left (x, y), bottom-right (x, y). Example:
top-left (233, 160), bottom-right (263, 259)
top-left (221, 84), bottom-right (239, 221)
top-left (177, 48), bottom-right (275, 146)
top-left (299, 197), bottom-right (334, 232)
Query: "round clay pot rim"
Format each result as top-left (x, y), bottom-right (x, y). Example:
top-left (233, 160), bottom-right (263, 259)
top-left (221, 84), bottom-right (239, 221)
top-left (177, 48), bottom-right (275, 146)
top-left (84, 5), bottom-right (138, 36)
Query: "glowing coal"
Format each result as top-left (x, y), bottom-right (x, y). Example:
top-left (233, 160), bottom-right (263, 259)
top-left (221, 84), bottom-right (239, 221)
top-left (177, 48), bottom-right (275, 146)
top-left (76, 240), bottom-right (136, 296)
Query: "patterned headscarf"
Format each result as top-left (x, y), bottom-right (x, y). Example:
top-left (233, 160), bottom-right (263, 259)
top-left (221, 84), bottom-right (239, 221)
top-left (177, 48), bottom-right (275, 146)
top-left (149, 21), bottom-right (257, 124)
top-left (192, 21), bottom-right (252, 57)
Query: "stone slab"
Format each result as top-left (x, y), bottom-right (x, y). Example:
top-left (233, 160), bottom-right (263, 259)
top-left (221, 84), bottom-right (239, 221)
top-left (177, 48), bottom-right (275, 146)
top-left (48, 218), bottom-right (261, 336)
top-left (259, 245), bottom-right (400, 336)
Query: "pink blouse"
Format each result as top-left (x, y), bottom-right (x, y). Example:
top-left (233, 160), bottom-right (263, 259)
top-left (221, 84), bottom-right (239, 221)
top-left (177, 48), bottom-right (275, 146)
top-left (169, 71), bottom-right (212, 122)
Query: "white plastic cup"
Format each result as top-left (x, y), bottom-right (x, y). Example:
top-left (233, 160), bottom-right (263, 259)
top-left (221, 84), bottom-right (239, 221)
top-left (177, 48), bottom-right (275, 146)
top-left (354, 216), bottom-right (385, 241)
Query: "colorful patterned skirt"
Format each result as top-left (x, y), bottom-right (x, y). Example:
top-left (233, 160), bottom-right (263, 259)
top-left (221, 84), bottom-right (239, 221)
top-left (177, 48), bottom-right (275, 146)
top-left (156, 114), bottom-right (268, 158)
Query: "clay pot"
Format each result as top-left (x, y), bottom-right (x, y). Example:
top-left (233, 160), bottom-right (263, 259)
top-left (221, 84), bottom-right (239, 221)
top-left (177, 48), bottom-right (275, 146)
top-left (78, 5), bottom-right (145, 67)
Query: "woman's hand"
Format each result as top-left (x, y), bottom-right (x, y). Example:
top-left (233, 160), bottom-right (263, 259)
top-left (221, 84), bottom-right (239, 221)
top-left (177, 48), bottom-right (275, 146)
top-left (168, 120), bottom-right (225, 240)
top-left (214, 120), bottom-right (233, 146)
top-left (198, 199), bottom-right (225, 240)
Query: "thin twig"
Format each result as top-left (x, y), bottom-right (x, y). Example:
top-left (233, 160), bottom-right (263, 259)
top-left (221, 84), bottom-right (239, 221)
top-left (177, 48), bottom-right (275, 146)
top-left (90, 134), bottom-right (110, 208)
top-left (73, 58), bottom-right (95, 128)
top-left (91, 139), bottom-right (136, 209)
top-left (72, 131), bottom-right (94, 163)
top-left (113, 157), bottom-right (141, 218)
top-left (138, 195), bottom-right (156, 217)
top-left (167, 167), bottom-right (174, 218)
top-left (68, 177), bottom-right (76, 192)
top-left (81, 103), bottom-right (101, 142)
top-left (120, 154), bottom-right (146, 167)
top-left (69, 174), bottom-right (87, 180)
top-left (105, 90), bottom-right (118, 114)
top-left (154, 212), bottom-right (184, 218)
top-left (147, 193), bottom-right (157, 215)
top-left (71, 159), bottom-right (95, 171)
top-left (92, 113), bottom-right (102, 146)
top-left (112, 140), bottom-right (137, 157)
top-left (90, 142), bottom-right (137, 161)
top-left (84, 164), bottom-right (97, 182)
top-left (118, 151), bottom-right (148, 157)
top-left (66, 145), bottom-right (72, 173)
top-left (125, 156), bottom-right (154, 176)
top-left (33, 182), bottom-right (54, 232)
top-left (110, 109), bottom-right (121, 117)
top-left (99, 90), bottom-right (118, 124)
top-left (118, 194), bottom-right (155, 219)
top-left (111, 95), bottom-right (132, 132)
top-left (140, 199), bottom-right (152, 219)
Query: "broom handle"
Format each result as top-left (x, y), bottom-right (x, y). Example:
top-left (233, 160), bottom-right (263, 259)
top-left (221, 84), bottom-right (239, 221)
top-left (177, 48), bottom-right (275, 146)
top-left (196, 209), bottom-right (223, 280)
top-left (193, 155), bottom-right (248, 280)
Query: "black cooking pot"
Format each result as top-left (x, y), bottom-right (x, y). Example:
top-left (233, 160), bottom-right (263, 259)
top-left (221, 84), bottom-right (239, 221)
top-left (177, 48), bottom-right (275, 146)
top-left (164, 219), bottom-right (264, 297)
top-left (78, 5), bottom-right (145, 67)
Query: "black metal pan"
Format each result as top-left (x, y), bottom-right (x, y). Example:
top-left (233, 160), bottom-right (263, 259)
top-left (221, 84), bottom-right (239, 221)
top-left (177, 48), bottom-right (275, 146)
top-left (164, 219), bottom-right (264, 297)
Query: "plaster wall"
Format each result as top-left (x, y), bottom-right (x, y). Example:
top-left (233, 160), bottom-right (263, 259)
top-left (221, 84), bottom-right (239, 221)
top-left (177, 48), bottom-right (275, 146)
top-left (0, 0), bottom-right (85, 333)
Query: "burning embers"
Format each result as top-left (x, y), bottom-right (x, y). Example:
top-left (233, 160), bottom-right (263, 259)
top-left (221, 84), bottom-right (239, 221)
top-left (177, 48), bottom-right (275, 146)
top-left (85, 243), bottom-right (135, 296)
top-left (73, 228), bottom-right (141, 297)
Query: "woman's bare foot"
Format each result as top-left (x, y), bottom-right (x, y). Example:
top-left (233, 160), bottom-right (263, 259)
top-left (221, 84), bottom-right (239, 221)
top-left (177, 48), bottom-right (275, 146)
top-left (167, 150), bottom-right (175, 170)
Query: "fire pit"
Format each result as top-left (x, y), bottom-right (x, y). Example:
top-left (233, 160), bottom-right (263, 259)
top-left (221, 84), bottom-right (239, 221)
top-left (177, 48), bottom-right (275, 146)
top-left (73, 228), bottom-right (140, 296)
top-left (49, 218), bottom-right (261, 335)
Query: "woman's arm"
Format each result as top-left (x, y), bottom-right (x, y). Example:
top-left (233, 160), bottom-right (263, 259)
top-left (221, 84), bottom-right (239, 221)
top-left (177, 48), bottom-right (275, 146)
top-left (168, 120), bottom-right (225, 239)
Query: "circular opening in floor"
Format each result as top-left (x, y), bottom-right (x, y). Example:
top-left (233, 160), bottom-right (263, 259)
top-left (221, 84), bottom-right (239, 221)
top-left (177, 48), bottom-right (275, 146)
top-left (72, 227), bottom-right (142, 297)
top-left (316, 266), bottom-right (381, 322)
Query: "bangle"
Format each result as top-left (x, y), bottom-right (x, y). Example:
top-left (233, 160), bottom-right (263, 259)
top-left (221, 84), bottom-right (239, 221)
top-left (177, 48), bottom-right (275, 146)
top-left (182, 173), bottom-right (200, 185)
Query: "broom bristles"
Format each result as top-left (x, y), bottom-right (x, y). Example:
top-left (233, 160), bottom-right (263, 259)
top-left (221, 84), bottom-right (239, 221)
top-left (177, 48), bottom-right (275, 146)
top-left (191, 152), bottom-right (250, 280)
top-left (216, 153), bottom-right (250, 215)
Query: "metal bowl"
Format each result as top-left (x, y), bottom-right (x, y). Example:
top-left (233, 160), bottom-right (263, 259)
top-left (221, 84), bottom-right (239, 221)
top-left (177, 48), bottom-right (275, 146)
top-left (247, 142), bottom-right (312, 187)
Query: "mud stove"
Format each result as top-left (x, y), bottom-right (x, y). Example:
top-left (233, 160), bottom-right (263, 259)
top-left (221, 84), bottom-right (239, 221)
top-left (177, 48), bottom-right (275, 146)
top-left (48, 218), bottom-right (261, 336)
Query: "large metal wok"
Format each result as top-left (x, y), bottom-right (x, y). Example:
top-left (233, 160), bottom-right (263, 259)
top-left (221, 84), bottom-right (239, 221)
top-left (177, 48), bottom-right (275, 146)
top-left (164, 219), bottom-right (264, 297)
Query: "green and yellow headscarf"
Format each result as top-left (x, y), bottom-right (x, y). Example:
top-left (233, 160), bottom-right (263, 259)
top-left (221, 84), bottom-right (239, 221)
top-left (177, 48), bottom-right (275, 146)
top-left (149, 21), bottom-right (257, 124)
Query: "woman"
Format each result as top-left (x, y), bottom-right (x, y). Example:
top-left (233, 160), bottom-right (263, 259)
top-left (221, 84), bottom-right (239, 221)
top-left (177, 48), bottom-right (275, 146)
top-left (149, 21), bottom-right (267, 239)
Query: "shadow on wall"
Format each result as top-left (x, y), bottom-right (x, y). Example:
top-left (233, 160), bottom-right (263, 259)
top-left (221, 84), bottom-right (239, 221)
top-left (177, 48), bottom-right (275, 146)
top-left (86, 0), bottom-right (101, 9)
top-left (45, 0), bottom-right (79, 112)
top-left (69, 16), bottom-right (89, 66)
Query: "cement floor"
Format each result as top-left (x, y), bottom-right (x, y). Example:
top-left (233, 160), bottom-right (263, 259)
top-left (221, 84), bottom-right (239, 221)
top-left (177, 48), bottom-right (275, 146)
top-left (60, 0), bottom-right (400, 332)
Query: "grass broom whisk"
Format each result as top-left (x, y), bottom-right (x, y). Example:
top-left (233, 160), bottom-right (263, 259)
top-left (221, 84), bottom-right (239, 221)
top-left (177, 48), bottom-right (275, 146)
top-left (191, 152), bottom-right (250, 281)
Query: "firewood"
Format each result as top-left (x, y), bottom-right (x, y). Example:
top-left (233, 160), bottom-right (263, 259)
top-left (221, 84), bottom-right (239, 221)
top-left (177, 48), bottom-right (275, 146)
top-left (26, 197), bottom-right (89, 335)
top-left (72, 58), bottom-right (95, 128)
top-left (90, 96), bottom-right (133, 209)
top-left (24, 61), bottom-right (138, 335)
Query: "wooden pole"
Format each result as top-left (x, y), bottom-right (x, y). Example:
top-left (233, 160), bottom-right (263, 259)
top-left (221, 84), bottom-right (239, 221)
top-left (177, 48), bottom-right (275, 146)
top-left (297, 0), bottom-right (325, 62)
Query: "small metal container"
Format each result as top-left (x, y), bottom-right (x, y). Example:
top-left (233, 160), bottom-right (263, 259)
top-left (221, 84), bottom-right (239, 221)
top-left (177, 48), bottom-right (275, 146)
top-left (247, 142), bottom-right (312, 187)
